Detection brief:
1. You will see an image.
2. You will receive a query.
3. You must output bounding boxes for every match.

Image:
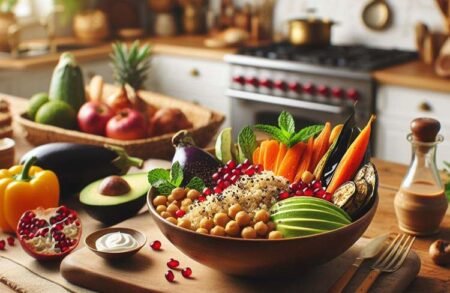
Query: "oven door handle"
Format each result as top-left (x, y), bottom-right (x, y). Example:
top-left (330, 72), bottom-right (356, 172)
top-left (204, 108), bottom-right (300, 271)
top-left (227, 89), bottom-right (348, 114)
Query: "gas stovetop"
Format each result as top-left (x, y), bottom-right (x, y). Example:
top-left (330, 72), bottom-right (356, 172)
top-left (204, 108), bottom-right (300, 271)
top-left (235, 43), bottom-right (417, 72)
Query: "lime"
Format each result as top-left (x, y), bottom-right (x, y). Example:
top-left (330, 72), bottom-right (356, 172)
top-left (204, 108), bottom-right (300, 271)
top-left (35, 101), bottom-right (77, 129)
top-left (215, 127), bottom-right (236, 164)
top-left (27, 92), bottom-right (49, 121)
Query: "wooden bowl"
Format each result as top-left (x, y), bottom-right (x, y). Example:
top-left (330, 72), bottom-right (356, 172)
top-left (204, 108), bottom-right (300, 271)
top-left (0, 137), bottom-right (15, 168)
top-left (147, 187), bottom-right (378, 276)
top-left (85, 227), bottom-right (147, 259)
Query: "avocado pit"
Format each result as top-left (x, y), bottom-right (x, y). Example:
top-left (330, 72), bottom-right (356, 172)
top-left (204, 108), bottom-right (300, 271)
top-left (98, 176), bottom-right (131, 196)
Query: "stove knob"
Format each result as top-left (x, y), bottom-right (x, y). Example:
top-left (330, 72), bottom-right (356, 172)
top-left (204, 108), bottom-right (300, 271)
top-left (246, 77), bottom-right (259, 87)
top-left (232, 76), bottom-right (245, 85)
top-left (274, 80), bottom-right (287, 91)
top-left (259, 78), bottom-right (273, 88)
top-left (331, 87), bottom-right (344, 99)
top-left (288, 82), bottom-right (301, 93)
top-left (303, 83), bottom-right (315, 95)
top-left (346, 88), bottom-right (359, 101)
top-left (317, 85), bottom-right (329, 97)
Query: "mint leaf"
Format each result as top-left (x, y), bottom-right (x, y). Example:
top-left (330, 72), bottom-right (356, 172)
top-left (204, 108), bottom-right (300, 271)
top-left (158, 182), bottom-right (177, 195)
top-left (148, 168), bottom-right (170, 185)
top-left (278, 111), bottom-right (295, 136)
top-left (170, 161), bottom-right (183, 187)
top-left (238, 126), bottom-right (257, 163)
top-left (254, 124), bottom-right (289, 145)
top-left (288, 125), bottom-right (324, 147)
top-left (186, 177), bottom-right (206, 192)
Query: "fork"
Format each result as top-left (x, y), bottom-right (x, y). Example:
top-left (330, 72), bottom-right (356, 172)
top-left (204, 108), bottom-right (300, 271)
top-left (355, 234), bottom-right (415, 293)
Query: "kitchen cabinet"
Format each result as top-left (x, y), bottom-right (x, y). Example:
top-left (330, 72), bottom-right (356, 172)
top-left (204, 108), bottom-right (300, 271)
top-left (376, 85), bottom-right (450, 169)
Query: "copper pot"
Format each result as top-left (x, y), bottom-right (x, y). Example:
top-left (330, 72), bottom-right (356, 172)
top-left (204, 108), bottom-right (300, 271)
top-left (288, 18), bottom-right (335, 46)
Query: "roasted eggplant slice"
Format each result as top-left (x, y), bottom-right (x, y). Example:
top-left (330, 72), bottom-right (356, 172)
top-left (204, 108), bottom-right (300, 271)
top-left (332, 181), bottom-right (356, 209)
top-left (349, 162), bottom-right (378, 220)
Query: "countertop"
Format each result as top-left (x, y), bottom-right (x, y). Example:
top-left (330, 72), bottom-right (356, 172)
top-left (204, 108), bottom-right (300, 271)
top-left (0, 93), bottom-right (448, 292)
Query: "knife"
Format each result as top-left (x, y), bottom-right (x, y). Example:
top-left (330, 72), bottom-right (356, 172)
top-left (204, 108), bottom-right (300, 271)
top-left (328, 234), bottom-right (390, 293)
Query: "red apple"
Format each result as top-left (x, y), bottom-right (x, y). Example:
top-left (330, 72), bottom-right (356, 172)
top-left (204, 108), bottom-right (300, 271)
top-left (77, 102), bottom-right (114, 135)
top-left (106, 108), bottom-right (147, 140)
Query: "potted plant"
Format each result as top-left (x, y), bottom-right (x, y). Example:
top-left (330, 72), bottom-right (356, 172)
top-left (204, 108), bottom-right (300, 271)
top-left (0, 0), bottom-right (17, 51)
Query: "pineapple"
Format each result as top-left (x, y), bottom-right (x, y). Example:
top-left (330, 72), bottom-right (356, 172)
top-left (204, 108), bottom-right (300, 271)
top-left (110, 41), bottom-right (152, 91)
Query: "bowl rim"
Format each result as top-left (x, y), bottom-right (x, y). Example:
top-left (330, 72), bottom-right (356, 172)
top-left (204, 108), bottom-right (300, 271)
top-left (85, 227), bottom-right (147, 254)
top-left (147, 187), bottom-right (378, 242)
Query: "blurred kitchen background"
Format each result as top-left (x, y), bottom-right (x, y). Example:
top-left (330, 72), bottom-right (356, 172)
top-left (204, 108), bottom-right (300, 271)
top-left (0, 0), bottom-right (449, 167)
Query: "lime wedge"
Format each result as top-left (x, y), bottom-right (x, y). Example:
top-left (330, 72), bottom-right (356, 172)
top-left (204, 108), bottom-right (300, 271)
top-left (215, 127), bottom-right (235, 164)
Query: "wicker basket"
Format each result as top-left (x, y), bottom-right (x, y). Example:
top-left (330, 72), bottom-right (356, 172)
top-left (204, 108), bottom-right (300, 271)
top-left (16, 85), bottom-right (225, 160)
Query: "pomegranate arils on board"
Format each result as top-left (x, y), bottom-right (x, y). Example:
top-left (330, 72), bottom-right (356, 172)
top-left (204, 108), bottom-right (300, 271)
top-left (165, 270), bottom-right (175, 282)
top-left (0, 240), bottom-right (5, 250)
top-left (167, 258), bottom-right (180, 269)
top-left (181, 267), bottom-right (192, 278)
top-left (6, 236), bottom-right (14, 246)
top-left (150, 240), bottom-right (161, 251)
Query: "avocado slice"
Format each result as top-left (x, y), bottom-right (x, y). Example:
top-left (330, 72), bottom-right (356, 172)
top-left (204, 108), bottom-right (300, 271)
top-left (80, 173), bottom-right (149, 225)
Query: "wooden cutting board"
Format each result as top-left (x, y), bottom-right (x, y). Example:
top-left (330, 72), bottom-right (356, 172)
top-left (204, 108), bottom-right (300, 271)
top-left (61, 212), bottom-right (421, 293)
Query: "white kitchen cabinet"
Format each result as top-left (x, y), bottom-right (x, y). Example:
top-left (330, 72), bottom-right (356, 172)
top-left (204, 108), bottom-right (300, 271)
top-left (376, 85), bottom-right (450, 169)
top-left (145, 55), bottom-right (231, 127)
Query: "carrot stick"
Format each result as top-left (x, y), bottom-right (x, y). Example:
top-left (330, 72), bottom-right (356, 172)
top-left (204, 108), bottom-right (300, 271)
top-left (326, 115), bottom-right (376, 194)
top-left (277, 142), bottom-right (306, 182)
top-left (311, 122), bottom-right (332, 171)
top-left (263, 140), bottom-right (279, 171)
top-left (252, 147), bottom-right (260, 164)
top-left (258, 141), bottom-right (269, 166)
top-left (294, 137), bottom-right (314, 182)
top-left (274, 143), bottom-right (288, 174)
top-left (329, 124), bottom-right (343, 145)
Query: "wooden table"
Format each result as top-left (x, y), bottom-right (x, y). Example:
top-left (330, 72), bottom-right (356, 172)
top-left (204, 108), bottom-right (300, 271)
top-left (0, 94), bottom-right (449, 292)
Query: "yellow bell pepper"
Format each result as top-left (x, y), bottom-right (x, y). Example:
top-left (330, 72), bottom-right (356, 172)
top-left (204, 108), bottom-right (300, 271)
top-left (0, 156), bottom-right (59, 233)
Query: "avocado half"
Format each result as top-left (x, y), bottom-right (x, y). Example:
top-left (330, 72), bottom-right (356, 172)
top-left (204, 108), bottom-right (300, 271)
top-left (80, 173), bottom-right (149, 225)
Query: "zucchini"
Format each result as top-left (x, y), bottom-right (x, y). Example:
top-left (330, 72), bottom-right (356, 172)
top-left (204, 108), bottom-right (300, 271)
top-left (49, 53), bottom-right (86, 111)
top-left (20, 143), bottom-right (143, 197)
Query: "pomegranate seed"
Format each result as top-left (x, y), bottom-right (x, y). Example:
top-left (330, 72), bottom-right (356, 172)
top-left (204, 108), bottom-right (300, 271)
top-left (165, 270), bottom-right (175, 282)
top-left (181, 267), bottom-right (192, 278)
top-left (236, 164), bottom-right (243, 170)
top-left (212, 173), bottom-right (220, 181)
top-left (243, 159), bottom-right (250, 167)
top-left (226, 160), bottom-right (236, 169)
top-left (324, 192), bottom-right (333, 201)
top-left (217, 181), bottom-right (225, 189)
top-left (255, 164), bottom-right (263, 173)
top-left (223, 173), bottom-right (231, 181)
top-left (25, 211), bottom-right (35, 219)
top-left (175, 210), bottom-right (186, 218)
top-left (230, 175), bottom-right (239, 183)
top-left (150, 240), bottom-right (162, 251)
top-left (245, 168), bottom-right (255, 176)
top-left (312, 181), bottom-right (322, 189)
top-left (232, 169), bottom-right (241, 175)
top-left (295, 190), bottom-right (304, 196)
top-left (217, 167), bottom-right (224, 174)
top-left (213, 186), bottom-right (222, 194)
top-left (303, 188), bottom-right (314, 196)
top-left (198, 196), bottom-right (206, 202)
top-left (223, 180), bottom-right (231, 188)
top-left (315, 189), bottom-right (326, 196)
top-left (7, 237), bottom-right (14, 246)
top-left (167, 258), bottom-right (180, 269)
top-left (0, 240), bottom-right (5, 250)
top-left (279, 191), bottom-right (290, 200)
top-left (289, 183), bottom-right (299, 191)
top-left (202, 187), bottom-right (211, 196)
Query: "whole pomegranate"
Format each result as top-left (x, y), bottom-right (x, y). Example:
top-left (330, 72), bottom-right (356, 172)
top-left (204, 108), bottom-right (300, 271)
top-left (16, 206), bottom-right (82, 261)
top-left (148, 108), bottom-right (193, 136)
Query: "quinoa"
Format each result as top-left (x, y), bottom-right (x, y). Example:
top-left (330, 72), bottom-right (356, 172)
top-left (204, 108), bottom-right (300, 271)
top-left (183, 171), bottom-right (289, 229)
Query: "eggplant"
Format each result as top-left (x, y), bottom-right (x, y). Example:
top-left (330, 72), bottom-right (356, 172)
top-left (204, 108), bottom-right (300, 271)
top-left (321, 111), bottom-right (356, 187)
top-left (172, 130), bottom-right (222, 188)
top-left (20, 143), bottom-right (143, 196)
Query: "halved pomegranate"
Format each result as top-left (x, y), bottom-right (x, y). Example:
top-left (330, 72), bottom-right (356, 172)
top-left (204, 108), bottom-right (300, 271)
top-left (16, 206), bottom-right (82, 261)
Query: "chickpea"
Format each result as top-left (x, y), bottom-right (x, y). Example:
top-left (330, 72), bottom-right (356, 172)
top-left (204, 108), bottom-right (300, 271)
top-left (156, 205), bottom-right (167, 213)
top-left (267, 221), bottom-right (276, 232)
top-left (180, 206), bottom-right (189, 212)
top-left (235, 211), bottom-right (251, 227)
top-left (172, 187), bottom-right (186, 200)
top-left (167, 194), bottom-right (175, 203)
top-left (153, 195), bottom-right (167, 206)
top-left (167, 203), bottom-right (179, 216)
top-left (228, 204), bottom-right (242, 219)
top-left (254, 221), bottom-right (268, 237)
top-left (161, 211), bottom-right (171, 219)
top-left (177, 218), bottom-right (191, 229)
top-left (225, 220), bottom-right (240, 237)
top-left (187, 189), bottom-right (201, 200)
top-left (210, 226), bottom-right (226, 236)
top-left (241, 227), bottom-right (257, 239)
top-left (196, 228), bottom-right (209, 234)
top-left (301, 171), bottom-right (314, 184)
top-left (182, 198), bottom-right (192, 207)
top-left (166, 217), bottom-right (178, 225)
top-left (254, 210), bottom-right (270, 223)
top-left (214, 213), bottom-right (230, 227)
top-left (268, 231), bottom-right (283, 240)
top-left (171, 200), bottom-right (181, 208)
top-left (200, 218), bottom-right (214, 231)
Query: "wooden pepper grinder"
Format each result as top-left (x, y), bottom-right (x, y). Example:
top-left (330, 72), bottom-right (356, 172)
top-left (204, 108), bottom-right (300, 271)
top-left (394, 117), bottom-right (448, 236)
